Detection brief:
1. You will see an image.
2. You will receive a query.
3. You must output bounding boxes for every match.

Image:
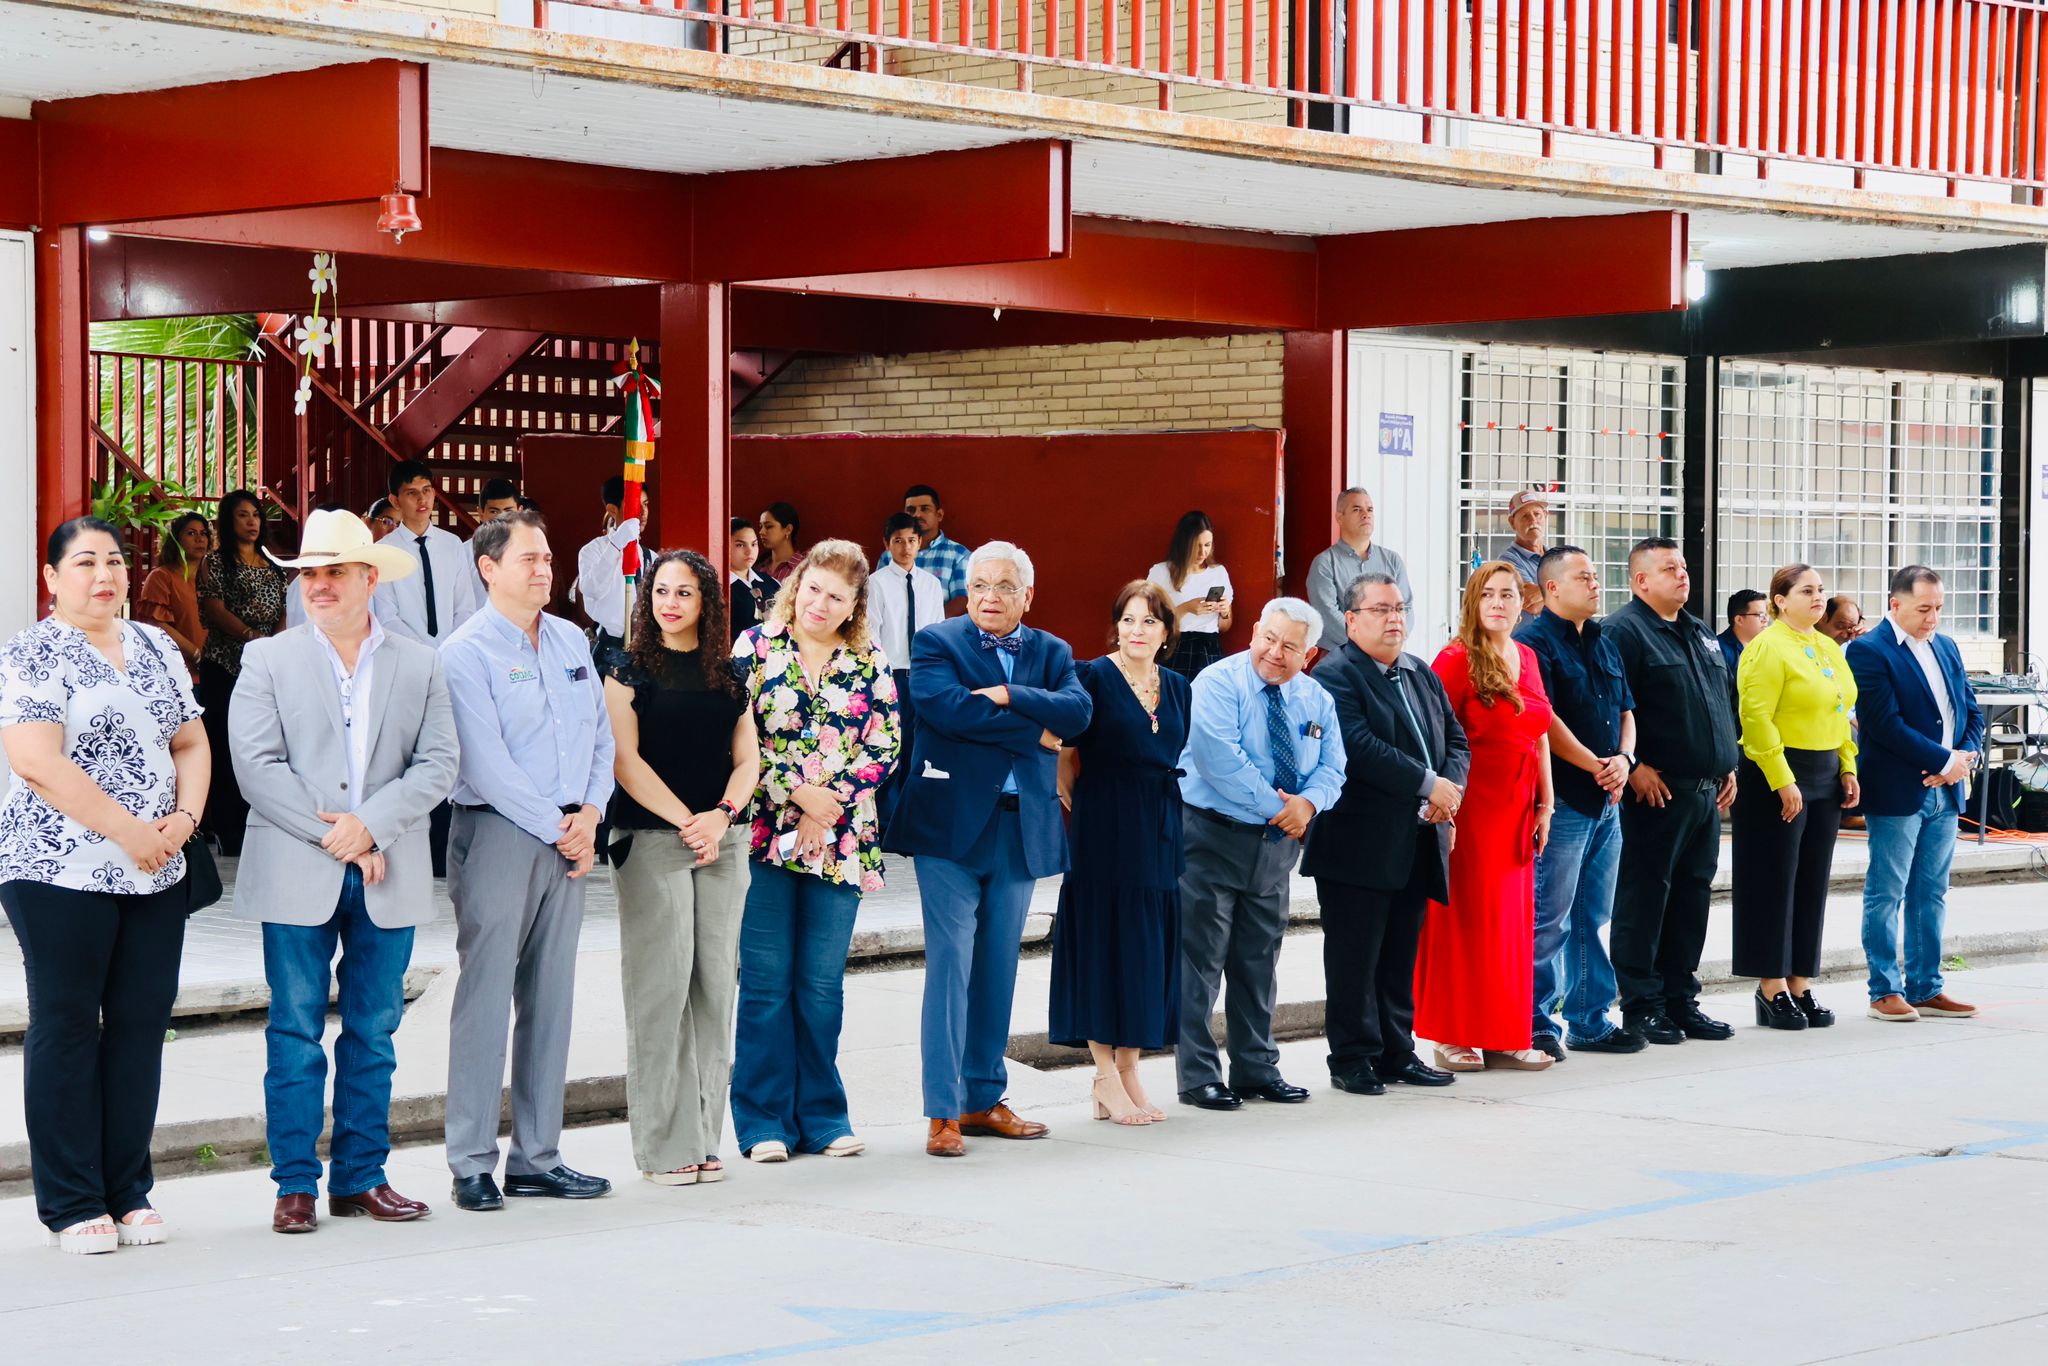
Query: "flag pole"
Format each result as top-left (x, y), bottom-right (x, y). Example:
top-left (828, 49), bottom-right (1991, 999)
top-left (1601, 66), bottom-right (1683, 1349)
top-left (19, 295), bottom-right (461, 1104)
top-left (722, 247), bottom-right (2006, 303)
top-left (611, 338), bottom-right (661, 647)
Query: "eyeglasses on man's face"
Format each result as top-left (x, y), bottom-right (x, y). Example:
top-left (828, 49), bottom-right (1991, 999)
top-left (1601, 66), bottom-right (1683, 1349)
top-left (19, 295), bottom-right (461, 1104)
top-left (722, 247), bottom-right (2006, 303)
top-left (969, 581), bottom-right (1023, 600)
top-left (1349, 604), bottom-right (1406, 620)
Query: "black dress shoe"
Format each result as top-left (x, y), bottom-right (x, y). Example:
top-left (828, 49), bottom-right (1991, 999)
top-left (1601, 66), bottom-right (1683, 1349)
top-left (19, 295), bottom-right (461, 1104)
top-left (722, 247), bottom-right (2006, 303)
top-left (1670, 1002), bottom-right (1736, 1040)
top-left (1531, 1034), bottom-right (1568, 1063)
top-left (1792, 990), bottom-right (1835, 1028)
top-left (1568, 1028), bottom-right (1647, 1054)
top-left (503, 1165), bottom-right (613, 1200)
top-left (1754, 990), bottom-right (1809, 1030)
top-left (1625, 1010), bottom-right (1686, 1046)
top-left (1238, 1080), bottom-right (1312, 1104)
top-left (1177, 1083), bottom-right (1242, 1111)
top-left (451, 1174), bottom-right (503, 1212)
top-left (1383, 1058), bottom-right (1456, 1087)
top-left (1329, 1069), bottom-right (1385, 1096)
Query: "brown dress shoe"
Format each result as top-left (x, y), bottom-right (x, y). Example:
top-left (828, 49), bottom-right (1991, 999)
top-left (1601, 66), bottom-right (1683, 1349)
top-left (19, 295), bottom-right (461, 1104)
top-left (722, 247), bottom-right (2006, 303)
top-left (1867, 995), bottom-right (1920, 1022)
top-left (329, 1185), bottom-right (430, 1222)
top-left (1910, 993), bottom-right (1978, 1018)
top-left (272, 1193), bottom-right (317, 1234)
top-left (957, 1102), bottom-right (1049, 1140)
top-left (926, 1119), bottom-right (964, 1157)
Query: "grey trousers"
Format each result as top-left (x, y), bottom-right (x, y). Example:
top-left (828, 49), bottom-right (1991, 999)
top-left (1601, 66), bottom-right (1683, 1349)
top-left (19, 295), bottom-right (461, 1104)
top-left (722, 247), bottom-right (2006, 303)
top-left (1175, 809), bottom-right (1302, 1092)
top-left (444, 807), bottom-right (587, 1179)
top-left (612, 826), bottom-right (750, 1172)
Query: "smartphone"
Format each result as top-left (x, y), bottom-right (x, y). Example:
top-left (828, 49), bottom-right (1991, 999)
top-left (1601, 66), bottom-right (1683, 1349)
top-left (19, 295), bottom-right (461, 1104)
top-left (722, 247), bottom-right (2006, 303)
top-left (1204, 585), bottom-right (1227, 602)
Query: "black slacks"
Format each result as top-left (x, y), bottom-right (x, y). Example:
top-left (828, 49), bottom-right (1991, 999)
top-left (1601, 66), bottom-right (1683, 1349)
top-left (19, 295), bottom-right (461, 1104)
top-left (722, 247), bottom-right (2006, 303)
top-left (1611, 780), bottom-right (1720, 1016)
top-left (1730, 756), bottom-right (1843, 978)
top-left (197, 659), bottom-right (249, 856)
top-left (1, 879), bottom-right (186, 1230)
top-left (1316, 829), bottom-right (1433, 1078)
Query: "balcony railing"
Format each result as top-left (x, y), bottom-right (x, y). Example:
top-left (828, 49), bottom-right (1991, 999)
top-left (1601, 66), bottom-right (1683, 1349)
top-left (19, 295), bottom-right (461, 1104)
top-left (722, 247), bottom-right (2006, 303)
top-left (536, 0), bottom-right (2048, 197)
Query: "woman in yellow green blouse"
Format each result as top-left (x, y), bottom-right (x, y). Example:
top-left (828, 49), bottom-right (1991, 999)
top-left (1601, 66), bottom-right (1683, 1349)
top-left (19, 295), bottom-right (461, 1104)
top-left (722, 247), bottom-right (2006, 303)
top-left (1733, 563), bottom-right (1861, 1030)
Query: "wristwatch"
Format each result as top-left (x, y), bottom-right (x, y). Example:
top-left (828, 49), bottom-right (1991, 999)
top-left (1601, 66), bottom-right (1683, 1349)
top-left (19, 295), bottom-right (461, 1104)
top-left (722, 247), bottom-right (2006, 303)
top-left (1620, 750), bottom-right (1640, 772)
top-left (714, 798), bottom-right (745, 822)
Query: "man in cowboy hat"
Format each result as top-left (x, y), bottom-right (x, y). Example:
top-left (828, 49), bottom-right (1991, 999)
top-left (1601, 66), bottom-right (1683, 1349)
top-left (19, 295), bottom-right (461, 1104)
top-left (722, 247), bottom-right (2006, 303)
top-left (230, 510), bottom-right (460, 1235)
top-left (1501, 489), bottom-right (1551, 619)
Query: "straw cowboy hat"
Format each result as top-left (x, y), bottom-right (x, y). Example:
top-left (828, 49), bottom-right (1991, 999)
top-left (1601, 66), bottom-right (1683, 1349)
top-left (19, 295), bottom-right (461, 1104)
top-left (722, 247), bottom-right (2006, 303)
top-left (263, 508), bottom-right (418, 580)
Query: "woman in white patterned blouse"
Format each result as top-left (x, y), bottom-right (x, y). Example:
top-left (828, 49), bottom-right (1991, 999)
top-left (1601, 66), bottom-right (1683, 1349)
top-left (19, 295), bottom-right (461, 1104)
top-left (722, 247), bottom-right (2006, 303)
top-left (0, 516), bottom-right (210, 1255)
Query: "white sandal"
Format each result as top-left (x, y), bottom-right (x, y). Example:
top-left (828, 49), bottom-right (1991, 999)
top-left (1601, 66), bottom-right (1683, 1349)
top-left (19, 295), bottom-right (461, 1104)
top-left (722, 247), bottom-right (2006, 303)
top-left (115, 1209), bottom-right (167, 1246)
top-left (1434, 1045), bottom-right (1486, 1073)
top-left (820, 1135), bottom-right (866, 1157)
top-left (641, 1167), bottom-right (700, 1186)
top-left (47, 1216), bottom-right (117, 1255)
top-left (747, 1141), bottom-right (790, 1163)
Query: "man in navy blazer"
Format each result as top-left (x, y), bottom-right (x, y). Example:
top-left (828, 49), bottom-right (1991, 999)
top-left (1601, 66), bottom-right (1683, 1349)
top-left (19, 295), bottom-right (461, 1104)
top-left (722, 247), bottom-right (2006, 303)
top-left (1844, 565), bottom-right (1985, 1023)
top-left (886, 541), bottom-right (1092, 1157)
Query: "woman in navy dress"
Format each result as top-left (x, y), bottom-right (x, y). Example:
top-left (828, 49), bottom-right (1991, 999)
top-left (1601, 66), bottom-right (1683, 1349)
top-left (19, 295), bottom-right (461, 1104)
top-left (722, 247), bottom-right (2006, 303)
top-left (1049, 581), bottom-right (1189, 1127)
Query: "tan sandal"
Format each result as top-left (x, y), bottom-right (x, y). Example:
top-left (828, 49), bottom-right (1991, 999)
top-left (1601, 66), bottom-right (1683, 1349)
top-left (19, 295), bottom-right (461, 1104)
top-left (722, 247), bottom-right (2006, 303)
top-left (641, 1167), bottom-right (700, 1186)
top-left (1483, 1048), bottom-right (1556, 1072)
top-left (1434, 1045), bottom-right (1486, 1072)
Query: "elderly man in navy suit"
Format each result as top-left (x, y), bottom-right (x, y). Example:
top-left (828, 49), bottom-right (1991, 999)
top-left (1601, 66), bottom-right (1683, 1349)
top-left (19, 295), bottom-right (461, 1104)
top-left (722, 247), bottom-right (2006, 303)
top-left (1845, 565), bottom-right (1985, 1024)
top-left (887, 542), bottom-right (1092, 1157)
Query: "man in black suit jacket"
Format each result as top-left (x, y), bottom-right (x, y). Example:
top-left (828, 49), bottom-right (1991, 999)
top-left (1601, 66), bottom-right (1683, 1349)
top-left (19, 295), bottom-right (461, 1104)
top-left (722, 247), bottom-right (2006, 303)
top-left (1301, 573), bottom-right (1471, 1094)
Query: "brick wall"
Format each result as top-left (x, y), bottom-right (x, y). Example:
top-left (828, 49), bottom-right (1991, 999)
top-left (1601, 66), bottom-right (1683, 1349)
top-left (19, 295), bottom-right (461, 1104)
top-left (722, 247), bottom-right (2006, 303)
top-left (733, 334), bottom-right (1284, 435)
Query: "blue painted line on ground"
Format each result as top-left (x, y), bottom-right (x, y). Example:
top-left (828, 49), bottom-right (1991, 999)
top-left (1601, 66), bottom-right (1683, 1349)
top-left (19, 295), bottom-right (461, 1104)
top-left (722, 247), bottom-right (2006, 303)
top-left (673, 1119), bottom-right (2048, 1364)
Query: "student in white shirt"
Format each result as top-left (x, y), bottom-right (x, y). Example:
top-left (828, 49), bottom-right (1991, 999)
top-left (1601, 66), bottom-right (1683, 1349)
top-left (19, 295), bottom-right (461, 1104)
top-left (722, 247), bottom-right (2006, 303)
top-left (370, 461), bottom-right (480, 650)
top-left (570, 476), bottom-right (644, 668)
top-left (1148, 510), bottom-right (1233, 679)
top-left (867, 512), bottom-right (943, 827)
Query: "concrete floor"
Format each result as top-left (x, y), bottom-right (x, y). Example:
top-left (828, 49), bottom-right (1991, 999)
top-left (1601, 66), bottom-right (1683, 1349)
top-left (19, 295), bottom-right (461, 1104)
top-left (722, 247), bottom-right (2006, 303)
top-left (6, 964), bottom-right (2048, 1364)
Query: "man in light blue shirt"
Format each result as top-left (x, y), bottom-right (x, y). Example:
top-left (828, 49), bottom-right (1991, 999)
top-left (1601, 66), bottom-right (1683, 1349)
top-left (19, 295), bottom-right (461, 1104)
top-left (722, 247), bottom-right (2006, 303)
top-left (1175, 598), bottom-right (1346, 1111)
top-left (439, 510), bottom-right (617, 1213)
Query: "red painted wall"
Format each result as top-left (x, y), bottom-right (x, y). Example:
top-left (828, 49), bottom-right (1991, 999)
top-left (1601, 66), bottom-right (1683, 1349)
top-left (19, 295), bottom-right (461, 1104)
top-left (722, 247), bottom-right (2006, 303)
top-left (516, 432), bottom-right (614, 620)
top-left (730, 431), bottom-right (1283, 655)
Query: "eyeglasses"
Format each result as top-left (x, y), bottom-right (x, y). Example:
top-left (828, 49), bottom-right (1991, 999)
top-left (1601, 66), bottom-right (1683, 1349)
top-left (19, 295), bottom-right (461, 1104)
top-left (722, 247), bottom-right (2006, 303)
top-left (968, 582), bottom-right (1023, 600)
top-left (1348, 605), bottom-right (1407, 619)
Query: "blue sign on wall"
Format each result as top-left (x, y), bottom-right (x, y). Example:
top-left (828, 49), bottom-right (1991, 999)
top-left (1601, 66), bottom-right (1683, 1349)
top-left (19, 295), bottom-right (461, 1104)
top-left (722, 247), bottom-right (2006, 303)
top-left (1378, 412), bottom-right (1415, 457)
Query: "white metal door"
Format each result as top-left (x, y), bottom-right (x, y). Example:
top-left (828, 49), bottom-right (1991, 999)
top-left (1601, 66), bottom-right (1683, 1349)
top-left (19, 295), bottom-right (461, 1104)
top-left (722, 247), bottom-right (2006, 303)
top-left (1346, 337), bottom-right (1458, 654)
top-left (0, 231), bottom-right (34, 642)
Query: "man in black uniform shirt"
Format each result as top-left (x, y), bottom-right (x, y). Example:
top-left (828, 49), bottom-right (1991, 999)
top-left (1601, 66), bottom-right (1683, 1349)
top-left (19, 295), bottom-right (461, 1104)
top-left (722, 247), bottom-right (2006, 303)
top-left (1602, 538), bottom-right (1740, 1046)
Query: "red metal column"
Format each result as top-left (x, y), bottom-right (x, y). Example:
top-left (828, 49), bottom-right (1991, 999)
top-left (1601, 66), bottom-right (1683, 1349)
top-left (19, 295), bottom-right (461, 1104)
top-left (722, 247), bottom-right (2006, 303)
top-left (1281, 330), bottom-right (1345, 601)
top-left (36, 227), bottom-right (89, 542)
top-left (656, 282), bottom-right (731, 578)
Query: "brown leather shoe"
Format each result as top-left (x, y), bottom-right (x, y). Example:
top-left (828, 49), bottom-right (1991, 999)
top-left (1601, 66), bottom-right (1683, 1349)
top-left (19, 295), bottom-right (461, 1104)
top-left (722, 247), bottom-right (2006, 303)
top-left (1866, 994), bottom-right (1920, 1022)
top-left (272, 1193), bottom-right (317, 1234)
top-left (926, 1119), bottom-right (964, 1157)
top-left (957, 1102), bottom-right (1049, 1140)
top-left (329, 1184), bottom-right (430, 1222)
top-left (1910, 992), bottom-right (1978, 1018)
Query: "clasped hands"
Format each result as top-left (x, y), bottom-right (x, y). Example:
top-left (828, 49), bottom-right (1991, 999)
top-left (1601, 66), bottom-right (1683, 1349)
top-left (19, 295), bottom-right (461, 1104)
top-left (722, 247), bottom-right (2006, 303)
top-left (314, 810), bottom-right (390, 885)
top-left (1923, 749), bottom-right (1979, 789)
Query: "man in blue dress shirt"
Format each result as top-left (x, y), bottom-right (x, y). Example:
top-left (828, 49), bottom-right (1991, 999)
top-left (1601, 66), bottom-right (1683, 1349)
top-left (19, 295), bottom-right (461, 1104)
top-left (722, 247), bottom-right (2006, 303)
top-left (439, 511), bottom-right (617, 1211)
top-left (1175, 598), bottom-right (1346, 1110)
top-left (887, 542), bottom-right (1092, 1157)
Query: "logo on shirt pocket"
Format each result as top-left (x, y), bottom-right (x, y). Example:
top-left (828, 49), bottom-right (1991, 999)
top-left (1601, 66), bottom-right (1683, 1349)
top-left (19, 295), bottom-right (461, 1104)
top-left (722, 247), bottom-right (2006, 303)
top-left (507, 667), bottom-right (539, 684)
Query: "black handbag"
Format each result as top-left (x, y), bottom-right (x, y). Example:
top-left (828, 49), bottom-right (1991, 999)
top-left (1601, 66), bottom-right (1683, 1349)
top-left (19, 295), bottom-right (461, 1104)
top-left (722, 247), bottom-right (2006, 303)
top-left (132, 625), bottom-right (222, 914)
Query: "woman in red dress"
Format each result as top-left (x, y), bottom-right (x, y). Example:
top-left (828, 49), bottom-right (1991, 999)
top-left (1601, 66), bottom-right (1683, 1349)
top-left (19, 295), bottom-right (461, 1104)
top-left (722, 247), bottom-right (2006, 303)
top-left (1415, 561), bottom-right (1557, 1074)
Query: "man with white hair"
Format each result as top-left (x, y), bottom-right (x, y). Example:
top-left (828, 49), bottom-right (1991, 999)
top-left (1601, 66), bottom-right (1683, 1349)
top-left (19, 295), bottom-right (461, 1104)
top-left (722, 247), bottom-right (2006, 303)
top-left (886, 541), bottom-right (1092, 1157)
top-left (1175, 598), bottom-right (1346, 1110)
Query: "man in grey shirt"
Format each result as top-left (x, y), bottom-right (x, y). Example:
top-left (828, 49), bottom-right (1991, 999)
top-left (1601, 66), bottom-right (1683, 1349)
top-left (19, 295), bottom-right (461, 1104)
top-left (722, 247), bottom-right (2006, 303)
top-left (1306, 486), bottom-right (1413, 650)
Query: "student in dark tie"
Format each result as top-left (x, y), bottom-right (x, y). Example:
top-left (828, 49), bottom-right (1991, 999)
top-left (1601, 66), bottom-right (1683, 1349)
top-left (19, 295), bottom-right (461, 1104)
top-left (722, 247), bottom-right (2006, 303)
top-left (1302, 572), bottom-right (1470, 1094)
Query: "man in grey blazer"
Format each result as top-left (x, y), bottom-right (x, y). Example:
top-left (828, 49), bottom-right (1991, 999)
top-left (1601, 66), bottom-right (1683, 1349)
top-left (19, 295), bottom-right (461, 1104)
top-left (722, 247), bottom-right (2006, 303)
top-left (231, 510), bottom-right (459, 1236)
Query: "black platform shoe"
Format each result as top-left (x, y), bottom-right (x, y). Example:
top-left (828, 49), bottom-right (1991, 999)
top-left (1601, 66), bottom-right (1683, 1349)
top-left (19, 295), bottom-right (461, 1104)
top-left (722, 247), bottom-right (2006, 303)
top-left (1754, 990), bottom-right (1809, 1030)
top-left (1792, 990), bottom-right (1835, 1028)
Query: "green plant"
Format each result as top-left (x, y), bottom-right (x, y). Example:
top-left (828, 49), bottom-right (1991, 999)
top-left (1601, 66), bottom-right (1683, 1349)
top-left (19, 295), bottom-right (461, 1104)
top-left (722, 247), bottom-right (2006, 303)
top-left (194, 1143), bottom-right (218, 1167)
top-left (89, 314), bottom-right (263, 494)
top-left (91, 473), bottom-right (193, 552)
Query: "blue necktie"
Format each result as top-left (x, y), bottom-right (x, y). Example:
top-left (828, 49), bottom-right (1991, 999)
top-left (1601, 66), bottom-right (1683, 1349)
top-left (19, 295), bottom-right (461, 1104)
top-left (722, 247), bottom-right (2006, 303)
top-left (1263, 682), bottom-right (1300, 793)
top-left (978, 630), bottom-right (1021, 654)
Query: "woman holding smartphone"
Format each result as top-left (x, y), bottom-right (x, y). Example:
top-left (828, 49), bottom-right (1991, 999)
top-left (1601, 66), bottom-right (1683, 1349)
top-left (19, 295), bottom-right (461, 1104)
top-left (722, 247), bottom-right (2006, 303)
top-left (1148, 510), bottom-right (1232, 680)
top-left (728, 540), bottom-right (900, 1164)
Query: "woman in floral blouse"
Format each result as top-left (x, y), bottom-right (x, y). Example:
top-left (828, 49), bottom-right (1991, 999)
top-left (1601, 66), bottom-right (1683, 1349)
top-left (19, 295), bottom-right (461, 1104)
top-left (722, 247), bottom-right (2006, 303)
top-left (0, 517), bottom-right (209, 1254)
top-left (729, 538), bottom-right (899, 1163)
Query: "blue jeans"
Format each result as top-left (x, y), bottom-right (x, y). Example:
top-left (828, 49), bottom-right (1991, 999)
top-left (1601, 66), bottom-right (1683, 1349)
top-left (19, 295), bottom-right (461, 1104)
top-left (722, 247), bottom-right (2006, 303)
top-left (917, 808), bottom-right (1036, 1118)
top-left (1532, 800), bottom-right (1624, 1044)
top-left (262, 865), bottom-right (415, 1198)
top-left (730, 861), bottom-right (862, 1154)
top-left (1862, 789), bottom-right (1958, 1002)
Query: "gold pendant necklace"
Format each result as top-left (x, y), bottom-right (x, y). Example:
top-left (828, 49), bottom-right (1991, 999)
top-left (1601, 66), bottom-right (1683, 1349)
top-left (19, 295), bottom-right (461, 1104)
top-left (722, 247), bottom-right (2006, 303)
top-left (1115, 654), bottom-right (1161, 733)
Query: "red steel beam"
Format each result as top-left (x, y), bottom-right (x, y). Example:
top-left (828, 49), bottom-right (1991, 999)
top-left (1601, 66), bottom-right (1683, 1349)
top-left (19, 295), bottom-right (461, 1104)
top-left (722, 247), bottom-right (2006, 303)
top-left (654, 283), bottom-right (732, 578)
top-left (383, 329), bottom-right (547, 459)
top-left (0, 119), bottom-right (35, 231)
top-left (88, 236), bottom-right (636, 321)
top-left (1316, 211), bottom-right (1687, 328)
top-left (111, 143), bottom-right (1070, 284)
top-left (1281, 331), bottom-right (1345, 601)
top-left (37, 227), bottom-right (90, 537)
top-left (752, 217), bottom-right (1319, 328)
top-left (36, 61), bottom-right (427, 227)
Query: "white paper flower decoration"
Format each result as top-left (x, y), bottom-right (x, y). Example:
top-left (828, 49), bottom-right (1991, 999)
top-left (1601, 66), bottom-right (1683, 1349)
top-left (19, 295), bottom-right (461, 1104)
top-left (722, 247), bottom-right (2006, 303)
top-left (293, 373), bottom-right (314, 416)
top-left (293, 314), bottom-right (334, 365)
top-left (308, 252), bottom-right (337, 297)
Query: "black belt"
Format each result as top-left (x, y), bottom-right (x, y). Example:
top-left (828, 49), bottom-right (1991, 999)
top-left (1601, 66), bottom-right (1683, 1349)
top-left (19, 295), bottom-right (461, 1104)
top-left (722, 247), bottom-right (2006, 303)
top-left (1657, 775), bottom-right (1721, 793)
top-left (1189, 804), bottom-right (1288, 842)
top-left (456, 803), bottom-right (582, 819)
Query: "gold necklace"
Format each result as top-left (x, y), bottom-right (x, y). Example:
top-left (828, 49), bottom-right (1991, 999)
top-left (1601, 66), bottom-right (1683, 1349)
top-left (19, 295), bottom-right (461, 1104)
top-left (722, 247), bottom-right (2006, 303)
top-left (1113, 653), bottom-right (1161, 733)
